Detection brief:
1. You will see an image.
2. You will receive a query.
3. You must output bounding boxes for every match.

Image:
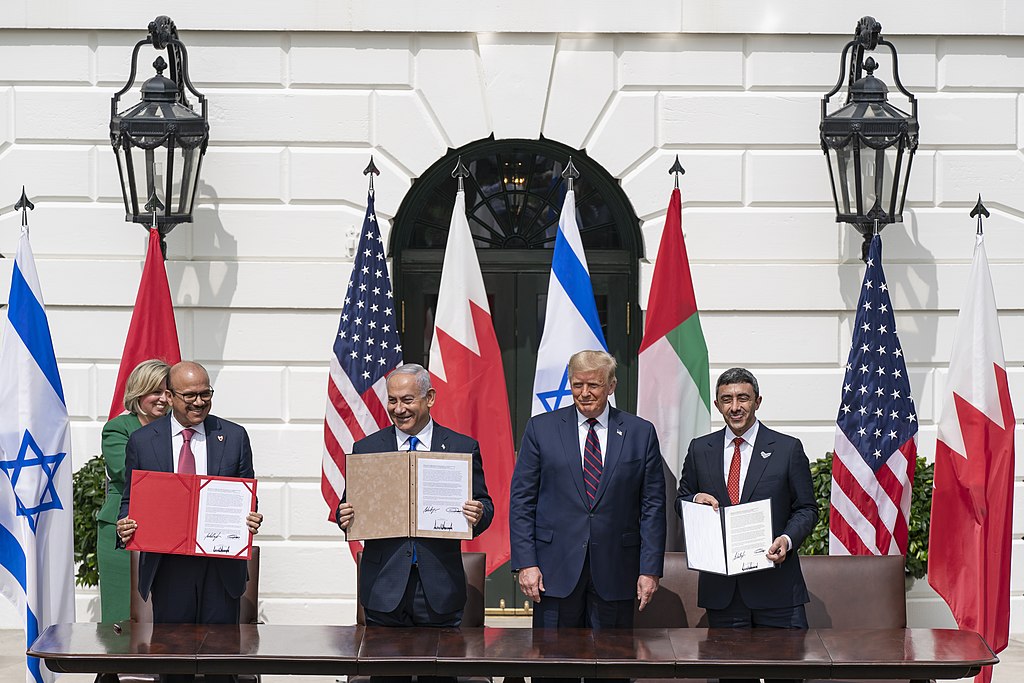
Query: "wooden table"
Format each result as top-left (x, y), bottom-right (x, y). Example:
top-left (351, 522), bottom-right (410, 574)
top-left (29, 624), bottom-right (997, 680)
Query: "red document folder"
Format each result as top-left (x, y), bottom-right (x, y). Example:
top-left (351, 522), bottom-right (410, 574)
top-left (127, 470), bottom-right (257, 560)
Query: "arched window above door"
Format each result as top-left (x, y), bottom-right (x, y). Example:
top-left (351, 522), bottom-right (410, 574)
top-left (392, 137), bottom-right (642, 255)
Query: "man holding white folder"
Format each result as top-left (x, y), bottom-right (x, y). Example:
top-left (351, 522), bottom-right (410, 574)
top-left (676, 368), bottom-right (816, 683)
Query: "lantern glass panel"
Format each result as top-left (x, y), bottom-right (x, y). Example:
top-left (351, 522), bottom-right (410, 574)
top-left (114, 143), bottom-right (137, 219)
top-left (828, 144), bottom-right (856, 217)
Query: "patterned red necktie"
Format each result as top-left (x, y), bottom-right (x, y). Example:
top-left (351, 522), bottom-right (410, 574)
top-left (583, 418), bottom-right (603, 506)
top-left (178, 428), bottom-right (196, 475)
top-left (727, 436), bottom-right (742, 505)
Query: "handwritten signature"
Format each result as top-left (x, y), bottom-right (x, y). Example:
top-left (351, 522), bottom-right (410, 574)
top-left (213, 544), bottom-right (231, 553)
top-left (433, 521), bottom-right (453, 530)
top-left (204, 532), bottom-right (221, 540)
top-left (423, 506), bottom-right (440, 513)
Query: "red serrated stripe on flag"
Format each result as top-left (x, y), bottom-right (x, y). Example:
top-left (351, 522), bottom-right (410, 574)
top-left (429, 302), bottom-right (515, 575)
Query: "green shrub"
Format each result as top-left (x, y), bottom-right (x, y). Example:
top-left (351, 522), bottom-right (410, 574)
top-left (799, 451), bottom-right (933, 579)
top-left (72, 455), bottom-right (106, 587)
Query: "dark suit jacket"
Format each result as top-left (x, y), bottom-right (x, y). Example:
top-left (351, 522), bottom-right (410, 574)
top-left (119, 414), bottom-right (255, 602)
top-left (675, 424), bottom-right (817, 610)
top-left (509, 405), bottom-right (666, 601)
top-left (354, 423), bottom-right (493, 615)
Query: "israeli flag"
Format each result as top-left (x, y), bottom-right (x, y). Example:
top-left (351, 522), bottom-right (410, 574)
top-left (531, 188), bottom-right (612, 415)
top-left (0, 226), bottom-right (75, 683)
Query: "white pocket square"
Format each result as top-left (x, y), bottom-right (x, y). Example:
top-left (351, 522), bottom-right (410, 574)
top-left (760, 451), bottom-right (771, 459)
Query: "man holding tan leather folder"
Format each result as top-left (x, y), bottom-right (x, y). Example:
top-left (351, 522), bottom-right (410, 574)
top-left (336, 363), bottom-right (492, 665)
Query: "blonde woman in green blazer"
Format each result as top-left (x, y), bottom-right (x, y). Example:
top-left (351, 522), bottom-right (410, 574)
top-left (97, 359), bottom-right (171, 622)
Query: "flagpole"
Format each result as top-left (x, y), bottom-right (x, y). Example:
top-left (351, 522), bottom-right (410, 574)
top-left (668, 155), bottom-right (685, 189)
top-left (15, 186), bottom-right (35, 229)
top-left (971, 194), bottom-right (989, 236)
top-left (364, 155), bottom-right (380, 196)
top-left (562, 156), bottom-right (579, 191)
top-left (451, 156), bottom-right (469, 193)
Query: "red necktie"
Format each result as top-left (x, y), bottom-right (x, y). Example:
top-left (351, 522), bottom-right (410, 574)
top-left (727, 437), bottom-right (742, 505)
top-left (178, 428), bottom-right (196, 475)
top-left (583, 418), bottom-right (603, 506)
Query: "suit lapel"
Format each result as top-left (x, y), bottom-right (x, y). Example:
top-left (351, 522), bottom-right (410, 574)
top-left (384, 425), bottom-right (400, 450)
top-left (703, 429), bottom-right (729, 504)
top-left (431, 423), bottom-right (449, 452)
top-left (592, 408), bottom-right (624, 507)
top-left (558, 408), bottom-right (588, 505)
top-left (741, 424), bottom-right (776, 503)
top-left (152, 416), bottom-right (174, 472)
top-left (205, 415), bottom-right (224, 476)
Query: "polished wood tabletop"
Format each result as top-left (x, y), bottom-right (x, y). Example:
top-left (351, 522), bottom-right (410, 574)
top-left (29, 624), bottom-right (998, 679)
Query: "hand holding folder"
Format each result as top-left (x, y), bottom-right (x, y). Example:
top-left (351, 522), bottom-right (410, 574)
top-left (125, 470), bottom-right (258, 560)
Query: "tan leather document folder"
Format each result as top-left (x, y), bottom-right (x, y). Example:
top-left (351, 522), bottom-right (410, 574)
top-left (346, 450), bottom-right (472, 541)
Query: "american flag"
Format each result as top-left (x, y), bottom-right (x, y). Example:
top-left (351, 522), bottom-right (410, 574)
top-left (321, 191), bottom-right (403, 529)
top-left (829, 235), bottom-right (918, 556)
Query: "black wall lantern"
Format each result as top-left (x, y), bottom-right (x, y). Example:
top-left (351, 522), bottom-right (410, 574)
top-left (821, 16), bottom-right (919, 261)
top-left (110, 16), bottom-right (209, 240)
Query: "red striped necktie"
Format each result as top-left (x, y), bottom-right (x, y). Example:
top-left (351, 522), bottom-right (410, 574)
top-left (583, 418), bottom-right (603, 506)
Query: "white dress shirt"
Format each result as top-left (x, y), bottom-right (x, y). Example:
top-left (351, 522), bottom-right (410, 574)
top-left (170, 415), bottom-right (208, 475)
top-left (399, 419), bottom-right (434, 451)
top-left (722, 420), bottom-right (760, 492)
top-left (576, 403), bottom-right (610, 467)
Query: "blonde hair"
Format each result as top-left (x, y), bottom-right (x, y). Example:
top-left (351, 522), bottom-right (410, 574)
top-left (567, 350), bottom-right (617, 385)
top-left (123, 359), bottom-right (171, 415)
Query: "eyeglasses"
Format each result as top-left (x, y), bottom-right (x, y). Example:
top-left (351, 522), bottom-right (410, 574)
top-left (172, 389), bottom-right (214, 402)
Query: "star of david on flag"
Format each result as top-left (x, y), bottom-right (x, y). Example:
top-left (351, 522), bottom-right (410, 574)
top-left (1, 221), bottom-right (75, 683)
top-left (0, 431), bottom-right (67, 533)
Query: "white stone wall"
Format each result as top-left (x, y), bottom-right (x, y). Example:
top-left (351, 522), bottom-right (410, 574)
top-left (1, 1), bottom-right (1023, 635)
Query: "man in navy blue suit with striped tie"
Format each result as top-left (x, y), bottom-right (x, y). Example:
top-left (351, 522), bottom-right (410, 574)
top-left (510, 350), bottom-right (666, 683)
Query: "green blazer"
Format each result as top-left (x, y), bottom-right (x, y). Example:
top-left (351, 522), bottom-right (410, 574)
top-left (97, 413), bottom-right (143, 525)
top-left (97, 412), bottom-right (142, 622)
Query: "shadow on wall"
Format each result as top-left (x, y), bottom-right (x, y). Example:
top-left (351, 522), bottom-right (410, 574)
top-left (168, 180), bottom-right (239, 371)
top-left (837, 214), bottom-right (938, 399)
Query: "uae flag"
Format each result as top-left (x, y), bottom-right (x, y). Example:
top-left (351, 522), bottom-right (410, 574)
top-left (108, 228), bottom-right (181, 419)
top-left (428, 188), bottom-right (515, 575)
top-left (637, 187), bottom-right (711, 507)
top-left (929, 230), bottom-right (1015, 683)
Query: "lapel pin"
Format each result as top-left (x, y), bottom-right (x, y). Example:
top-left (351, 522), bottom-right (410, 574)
top-left (217, 435), bottom-right (225, 442)
top-left (616, 429), bottom-right (623, 436)
top-left (441, 444), bottom-right (446, 450)
top-left (760, 451), bottom-right (771, 459)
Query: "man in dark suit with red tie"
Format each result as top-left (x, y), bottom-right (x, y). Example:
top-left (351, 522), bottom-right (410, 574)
top-left (336, 363), bottom-right (492, 683)
top-left (117, 361), bottom-right (263, 683)
top-left (676, 367), bottom-right (817, 683)
top-left (510, 349), bottom-right (666, 679)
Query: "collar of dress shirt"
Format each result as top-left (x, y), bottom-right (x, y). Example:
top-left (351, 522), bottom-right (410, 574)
top-left (576, 402), bottom-right (611, 430)
top-left (171, 414), bottom-right (206, 438)
top-left (724, 419), bottom-right (759, 449)
top-left (398, 418), bottom-right (434, 450)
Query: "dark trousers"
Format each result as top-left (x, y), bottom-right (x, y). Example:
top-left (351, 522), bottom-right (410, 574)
top-left (150, 554), bottom-right (241, 683)
top-left (365, 565), bottom-right (462, 683)
top-left (707, 584), bottom-right (808, 683)
top-left (532, 552), bottom-right (634, 683)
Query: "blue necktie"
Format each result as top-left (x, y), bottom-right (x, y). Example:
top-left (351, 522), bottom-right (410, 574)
top-left (408, 435), bottom-right (420, 564)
